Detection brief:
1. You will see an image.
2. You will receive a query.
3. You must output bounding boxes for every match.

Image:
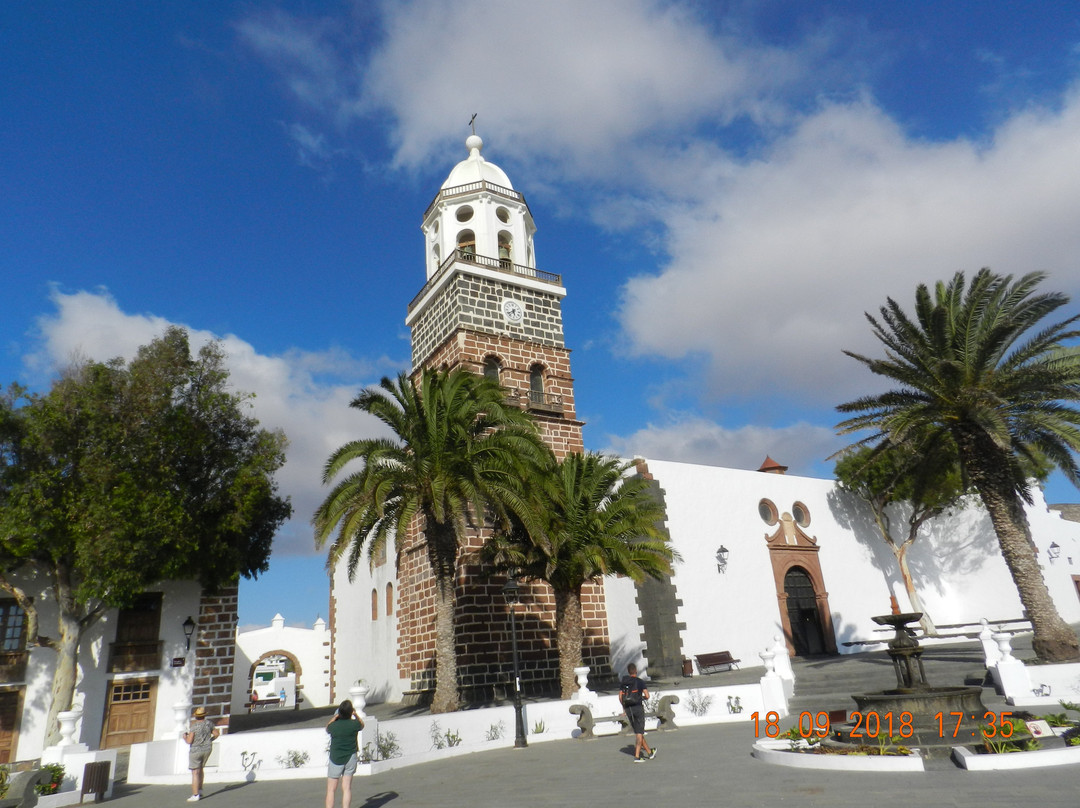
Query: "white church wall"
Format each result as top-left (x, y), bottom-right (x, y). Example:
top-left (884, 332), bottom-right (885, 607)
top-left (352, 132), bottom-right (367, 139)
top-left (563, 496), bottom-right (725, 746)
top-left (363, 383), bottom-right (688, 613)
top-left (231, 614), bottom-right (332, 712)
top-left (603, 575), bottom-right (643, 677)
top-left (331, 553), bottom-right (405, 706)
top-left (638, 459), bottom-right (1080, 669)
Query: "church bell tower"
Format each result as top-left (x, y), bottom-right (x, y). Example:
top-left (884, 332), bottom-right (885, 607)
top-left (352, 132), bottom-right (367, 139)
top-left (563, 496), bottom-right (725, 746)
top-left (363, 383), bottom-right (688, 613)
top-left (395, 134), bottom-right (611, 702)
top-left (405, 133), bottom-right (584, 456)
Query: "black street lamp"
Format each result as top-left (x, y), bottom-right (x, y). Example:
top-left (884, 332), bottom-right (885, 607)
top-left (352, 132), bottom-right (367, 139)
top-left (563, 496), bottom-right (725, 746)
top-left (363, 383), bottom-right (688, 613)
top-left (501, 578), bottom-right (528, 749)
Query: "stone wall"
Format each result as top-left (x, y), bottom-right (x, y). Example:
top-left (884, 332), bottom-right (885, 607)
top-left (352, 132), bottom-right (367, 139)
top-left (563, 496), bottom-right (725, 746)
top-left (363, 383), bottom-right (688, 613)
top-left (193, 585), bottom-right (238, 727)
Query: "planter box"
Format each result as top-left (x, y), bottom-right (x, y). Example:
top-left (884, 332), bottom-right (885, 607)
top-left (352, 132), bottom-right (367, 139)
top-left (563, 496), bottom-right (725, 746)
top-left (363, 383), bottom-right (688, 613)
top-left (752, 739), bottom-right (924, 772)
top-left (952, 743), bottom-right (1080, 771)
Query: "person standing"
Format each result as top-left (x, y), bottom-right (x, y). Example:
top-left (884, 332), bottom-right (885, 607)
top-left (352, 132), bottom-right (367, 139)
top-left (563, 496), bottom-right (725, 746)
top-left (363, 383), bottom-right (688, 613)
top-left (325, 700), bottom-right (364, 808)
top-left (183, 706), bottom-right (219, 801)
top-left (619, 663), bottom-right (656, 763)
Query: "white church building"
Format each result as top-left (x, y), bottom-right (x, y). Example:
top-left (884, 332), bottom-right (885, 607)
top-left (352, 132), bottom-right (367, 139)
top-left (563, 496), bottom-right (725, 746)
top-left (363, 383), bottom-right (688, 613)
top-left (327, 134), bottom-right (1080, 707)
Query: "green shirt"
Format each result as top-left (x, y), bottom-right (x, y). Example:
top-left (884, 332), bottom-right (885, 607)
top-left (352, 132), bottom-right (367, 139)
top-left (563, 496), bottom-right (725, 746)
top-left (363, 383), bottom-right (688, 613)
top-left (327, 718), bottom-right (363, 765)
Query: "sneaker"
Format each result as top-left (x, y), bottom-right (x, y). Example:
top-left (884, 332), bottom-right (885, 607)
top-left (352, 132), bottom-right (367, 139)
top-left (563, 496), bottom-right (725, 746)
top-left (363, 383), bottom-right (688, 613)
top-left (187, 796), bottom-right (200, 802)
top-left (648, 748), bottom-right (657, 760)
top-left (633, 757), bottom-right (644, 763)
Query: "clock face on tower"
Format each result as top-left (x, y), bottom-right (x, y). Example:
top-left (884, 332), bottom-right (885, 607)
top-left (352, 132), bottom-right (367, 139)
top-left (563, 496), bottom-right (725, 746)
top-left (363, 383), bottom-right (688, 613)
top-left (501, 298), bottom-right (524, 324)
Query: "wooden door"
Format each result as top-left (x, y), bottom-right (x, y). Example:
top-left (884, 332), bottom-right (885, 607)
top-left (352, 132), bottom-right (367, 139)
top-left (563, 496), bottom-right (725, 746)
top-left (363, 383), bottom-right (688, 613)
top-left (101, 678), bottom-right (157, 749)
top-left (0, 689), bottom-right (21, 763)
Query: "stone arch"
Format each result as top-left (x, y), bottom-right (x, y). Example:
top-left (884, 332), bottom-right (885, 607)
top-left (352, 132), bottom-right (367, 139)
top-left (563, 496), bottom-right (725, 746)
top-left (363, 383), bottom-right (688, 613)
top-left (247, 650), bottom-right (303, 699)
top-left (482, 354), bottom-right (503, 382)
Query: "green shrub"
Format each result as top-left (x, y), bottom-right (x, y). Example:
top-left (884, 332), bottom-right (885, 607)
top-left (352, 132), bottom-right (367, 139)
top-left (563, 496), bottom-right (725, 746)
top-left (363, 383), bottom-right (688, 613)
top-left (35, 763), bottom-right (65, 795)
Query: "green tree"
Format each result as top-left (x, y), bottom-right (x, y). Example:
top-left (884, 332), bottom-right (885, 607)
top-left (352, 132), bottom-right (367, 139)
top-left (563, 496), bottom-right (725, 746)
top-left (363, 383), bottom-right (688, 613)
top-left (834, 441), bottom-right (967, 635)
top-left (483, 452), bottom-right (677, 698)
top-left (0, 328), bottom-right (291, 743)
top-left (837, 269), bottom-right (1080, 661)
top-left (313, 368), bottom-right (548, 713)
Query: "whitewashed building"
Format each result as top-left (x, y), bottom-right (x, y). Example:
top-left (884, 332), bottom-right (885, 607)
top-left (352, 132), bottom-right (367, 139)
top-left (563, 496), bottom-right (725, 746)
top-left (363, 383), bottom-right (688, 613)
top-left (230, 614), bottom-right (331, 712)
top-left (1, 576), bottom-right (238, 764)
top-left (327, 134), bottom-right (1080, 706)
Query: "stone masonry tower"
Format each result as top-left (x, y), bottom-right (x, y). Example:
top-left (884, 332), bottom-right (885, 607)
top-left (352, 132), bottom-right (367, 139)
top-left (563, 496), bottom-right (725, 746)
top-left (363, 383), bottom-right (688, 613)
top-left (396, 134), bottom-right (610, 702)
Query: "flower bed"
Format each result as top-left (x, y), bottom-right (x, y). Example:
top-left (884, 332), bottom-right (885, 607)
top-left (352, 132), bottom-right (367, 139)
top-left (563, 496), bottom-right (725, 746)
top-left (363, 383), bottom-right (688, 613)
top-left (751, 739), bottom-right (924, 772)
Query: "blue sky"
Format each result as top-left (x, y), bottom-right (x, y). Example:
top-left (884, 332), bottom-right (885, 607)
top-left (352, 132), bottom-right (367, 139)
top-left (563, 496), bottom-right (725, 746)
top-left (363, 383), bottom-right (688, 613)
top-left (4, 1), bottom-right (1080, 630)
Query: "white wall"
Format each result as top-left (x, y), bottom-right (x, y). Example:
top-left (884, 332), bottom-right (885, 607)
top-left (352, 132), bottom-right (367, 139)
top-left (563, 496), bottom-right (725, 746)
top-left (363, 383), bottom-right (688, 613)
top-left (231, 615), bottom-right (332, 711)
top-left (331, 552), bottom-right (407, 705)
top-left (606, 458), bottom-right (1080, 674)
top-left (10, 576), bottom-right (202, 761)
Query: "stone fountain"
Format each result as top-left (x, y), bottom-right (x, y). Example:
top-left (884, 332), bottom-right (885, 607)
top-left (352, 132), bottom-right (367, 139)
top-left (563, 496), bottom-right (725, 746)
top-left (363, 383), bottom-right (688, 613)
top-left (833, 612), bottom-right (989, 755)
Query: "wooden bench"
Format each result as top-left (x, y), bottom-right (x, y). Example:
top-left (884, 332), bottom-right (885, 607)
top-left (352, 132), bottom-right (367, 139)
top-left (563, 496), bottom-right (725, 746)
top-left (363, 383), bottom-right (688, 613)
top-left (694, 651), bottom-right (740, 674)
top-left (570, 694), bottom-right (680, 740)
top-left (0, 769), bottom-right (46, 808)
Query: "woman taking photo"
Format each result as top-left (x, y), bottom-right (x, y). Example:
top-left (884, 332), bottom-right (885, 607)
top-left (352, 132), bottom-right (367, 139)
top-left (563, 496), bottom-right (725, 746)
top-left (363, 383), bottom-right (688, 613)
top-left (325, 700), bottom-right (364, 808)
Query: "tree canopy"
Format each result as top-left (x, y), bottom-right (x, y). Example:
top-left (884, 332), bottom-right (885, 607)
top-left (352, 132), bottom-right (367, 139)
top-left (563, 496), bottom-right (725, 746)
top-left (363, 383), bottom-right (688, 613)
top-left (483, 452), bottom-right (676, 697)
top-left (314, 367), bottom-right (549, 712)
top-left (836, 269), bottom-right (1080, 660)
top-left (0, 327), bottom-right (291, 741)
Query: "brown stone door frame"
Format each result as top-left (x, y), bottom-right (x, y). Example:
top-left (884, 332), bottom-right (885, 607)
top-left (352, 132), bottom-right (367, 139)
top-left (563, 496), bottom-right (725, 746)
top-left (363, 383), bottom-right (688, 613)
top-left (768, 547), bottom-right (837, 657)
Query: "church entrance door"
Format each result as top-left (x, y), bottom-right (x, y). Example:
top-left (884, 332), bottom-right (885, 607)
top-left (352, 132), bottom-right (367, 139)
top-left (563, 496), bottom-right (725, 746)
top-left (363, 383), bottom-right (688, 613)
top-left (784, 567), bottom-right (827, 656)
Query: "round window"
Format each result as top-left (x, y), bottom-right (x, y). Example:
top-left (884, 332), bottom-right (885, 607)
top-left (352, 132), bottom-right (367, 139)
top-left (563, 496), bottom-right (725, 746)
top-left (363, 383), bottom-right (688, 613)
top-left (758, 499), bottom-right (778, 526)
top-left (456, 205), bottom-right (474, 223)
top-left (792, 501), bottom-right (810, 527)
top-left (496, 206), bottom-right (510, 223)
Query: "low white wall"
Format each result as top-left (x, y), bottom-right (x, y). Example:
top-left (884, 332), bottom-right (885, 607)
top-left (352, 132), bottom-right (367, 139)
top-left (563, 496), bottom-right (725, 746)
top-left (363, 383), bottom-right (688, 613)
top-left (127, 677), bottom-right (784, 784)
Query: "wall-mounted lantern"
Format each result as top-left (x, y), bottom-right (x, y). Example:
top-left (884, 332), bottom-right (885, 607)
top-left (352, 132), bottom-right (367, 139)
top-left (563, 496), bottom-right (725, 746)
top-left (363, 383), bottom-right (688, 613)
top-left (1048, 542), bottom-right (1061, 563)
top-left (716, 546), bottom-right (730, 574)
top-left (182, 616), bottom-right (197, 652)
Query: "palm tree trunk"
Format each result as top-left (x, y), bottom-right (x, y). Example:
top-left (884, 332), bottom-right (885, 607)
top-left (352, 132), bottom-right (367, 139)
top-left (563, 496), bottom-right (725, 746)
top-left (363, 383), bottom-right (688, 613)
top-left (959, 432), bottom-right (1079, 662)
top-left (554, 586), bottom-right (584, 699)
top-left (427, 520), bottom-right (460, 713)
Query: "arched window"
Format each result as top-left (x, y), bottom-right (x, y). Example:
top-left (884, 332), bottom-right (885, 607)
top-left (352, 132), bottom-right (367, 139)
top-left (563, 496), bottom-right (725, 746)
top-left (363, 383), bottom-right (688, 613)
top-left (457, 229), bottom-right (475, 256)
top-left (432, 243), bottom-right (441, 268)
top-left (386, 583), bottom-right (394, 617)
top-left (483, 356), bottom-right (501, 382)
top-left (529, 364), bottom-right (544, 406)
top-left (371, 589), bottom-right (378, 621)
top-left (498, 230), bottom-right (512, 264)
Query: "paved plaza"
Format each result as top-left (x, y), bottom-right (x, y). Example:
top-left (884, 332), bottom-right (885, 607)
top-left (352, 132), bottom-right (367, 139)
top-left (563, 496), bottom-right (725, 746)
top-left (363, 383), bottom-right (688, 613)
top-left (108, 718), bottom-right (1080, 808)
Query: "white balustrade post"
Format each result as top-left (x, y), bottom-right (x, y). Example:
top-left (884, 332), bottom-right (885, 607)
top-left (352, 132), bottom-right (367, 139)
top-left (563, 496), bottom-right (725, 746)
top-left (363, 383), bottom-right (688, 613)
top-left (173, 701), bottom-right (192, 739)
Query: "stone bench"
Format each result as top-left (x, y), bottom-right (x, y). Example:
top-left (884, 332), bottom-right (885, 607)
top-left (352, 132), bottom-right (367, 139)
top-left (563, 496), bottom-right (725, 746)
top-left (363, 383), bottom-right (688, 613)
top-left (0, 769), bottom-right (45, 808)
top-left (570, 694), bottom-right (680, 740)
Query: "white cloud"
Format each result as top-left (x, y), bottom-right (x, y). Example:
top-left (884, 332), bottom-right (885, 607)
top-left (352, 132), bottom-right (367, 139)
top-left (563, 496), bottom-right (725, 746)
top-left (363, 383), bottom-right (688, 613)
top-left (602, 414), bottom-right (840, 478)
top-left (29, 289), bottom-right (401, 556)
top-left (619, 86), bottom-right (1080, 405)
top-left (238, 1), bottom-right (1080, 422)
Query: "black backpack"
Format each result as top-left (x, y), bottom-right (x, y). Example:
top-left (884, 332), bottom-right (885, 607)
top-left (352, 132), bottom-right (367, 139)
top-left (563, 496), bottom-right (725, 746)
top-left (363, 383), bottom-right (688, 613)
top-left (620, 677), bottom-right (643, 706)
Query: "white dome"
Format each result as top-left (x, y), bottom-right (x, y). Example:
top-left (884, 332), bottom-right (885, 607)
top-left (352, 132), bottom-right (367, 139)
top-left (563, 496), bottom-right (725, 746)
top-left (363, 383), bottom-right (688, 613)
top-left (440, 134), bottom-right (514, 190)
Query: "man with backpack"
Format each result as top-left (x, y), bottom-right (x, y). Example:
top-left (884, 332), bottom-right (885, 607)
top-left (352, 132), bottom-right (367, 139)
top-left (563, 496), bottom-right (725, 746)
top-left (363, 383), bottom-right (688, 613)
top-left (619, 663), bottom-right (656, 763)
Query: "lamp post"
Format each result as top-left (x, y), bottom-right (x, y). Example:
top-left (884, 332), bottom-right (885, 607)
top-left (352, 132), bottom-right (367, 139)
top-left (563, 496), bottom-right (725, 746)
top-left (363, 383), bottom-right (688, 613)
top-left (501, 579), bottom-right (528, 749)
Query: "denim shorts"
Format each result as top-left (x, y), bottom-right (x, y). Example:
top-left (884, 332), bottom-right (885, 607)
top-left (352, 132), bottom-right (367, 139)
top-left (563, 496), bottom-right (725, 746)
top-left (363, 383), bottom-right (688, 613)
top-left (327, 752), bottom-right (357, 779)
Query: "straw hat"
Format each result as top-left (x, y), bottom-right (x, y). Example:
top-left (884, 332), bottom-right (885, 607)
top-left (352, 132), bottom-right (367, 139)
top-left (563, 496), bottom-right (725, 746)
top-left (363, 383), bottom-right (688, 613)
top-left (194, 707), bottom-right (206, 718)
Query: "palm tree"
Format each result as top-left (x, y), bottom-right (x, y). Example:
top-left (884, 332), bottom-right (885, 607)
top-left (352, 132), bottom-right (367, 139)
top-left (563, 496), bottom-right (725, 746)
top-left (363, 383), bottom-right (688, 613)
top-left (313, 368), bottom-right (547, 712)
top-left (837, 269), bottom-right (1080, 661)
top-left (484, 452), bottom-right (677, 697)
